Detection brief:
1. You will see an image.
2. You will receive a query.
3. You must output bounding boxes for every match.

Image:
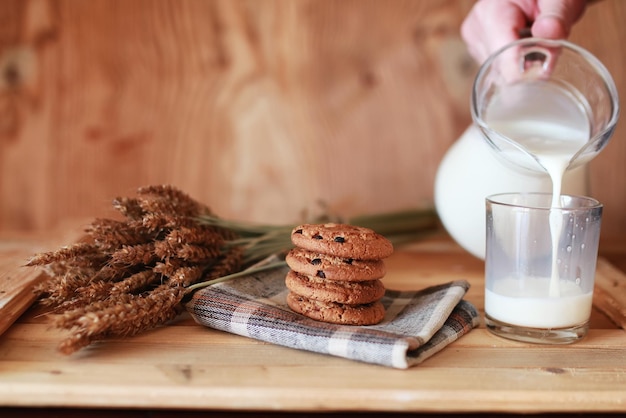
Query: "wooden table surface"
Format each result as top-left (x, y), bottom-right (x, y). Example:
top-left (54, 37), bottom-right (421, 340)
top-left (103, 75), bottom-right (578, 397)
top-left (1, 230), bottom-right (625, 416)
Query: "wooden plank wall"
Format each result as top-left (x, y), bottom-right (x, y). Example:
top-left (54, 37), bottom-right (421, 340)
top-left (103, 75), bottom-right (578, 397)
top-left (0, 0), bottom-right (624, 242)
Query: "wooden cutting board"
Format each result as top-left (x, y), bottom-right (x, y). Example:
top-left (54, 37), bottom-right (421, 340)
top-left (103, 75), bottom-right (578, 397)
top-left (0, 239), bottom-right (46, 336)
top-left (0, 225), bottom-right (84, 336)
top-left (1, 235), bottom-right (626, 413)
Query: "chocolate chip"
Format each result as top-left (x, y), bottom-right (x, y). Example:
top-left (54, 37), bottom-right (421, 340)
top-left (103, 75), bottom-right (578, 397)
top-left (294, 229), bottom-right (303, 234)
top-left (344, 258), bottom-right (353, 265)
top-left (311, 258), bottom-right (322, 265)
top-left (334, 236), bottom-right (345, 243)
top-left (312, 234), bottom-right (323, 239)
top-left (316, 270), bottom-right (326, 278)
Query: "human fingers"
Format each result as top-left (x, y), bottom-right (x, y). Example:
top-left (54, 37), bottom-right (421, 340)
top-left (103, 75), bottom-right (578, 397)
top-left (531, 0), bottom-right (587, 39)
top-left (461, 0), bottom-right (534, 64)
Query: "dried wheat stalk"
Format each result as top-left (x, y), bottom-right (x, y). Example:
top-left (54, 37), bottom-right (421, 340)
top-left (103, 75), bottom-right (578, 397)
top-left (27, 185), bottom-right (244, 354)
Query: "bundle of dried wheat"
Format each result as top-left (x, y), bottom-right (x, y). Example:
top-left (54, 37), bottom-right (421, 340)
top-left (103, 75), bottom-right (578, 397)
top-left (27, 185), bottom-right (243, 354)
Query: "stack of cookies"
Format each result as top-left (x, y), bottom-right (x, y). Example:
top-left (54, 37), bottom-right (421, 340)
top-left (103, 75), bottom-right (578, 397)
top-left (285, 223), bottom-right (393, 326)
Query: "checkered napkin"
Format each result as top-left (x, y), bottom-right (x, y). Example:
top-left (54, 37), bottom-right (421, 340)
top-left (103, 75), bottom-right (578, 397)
top-left (185, 265), bottom-right (479, 369)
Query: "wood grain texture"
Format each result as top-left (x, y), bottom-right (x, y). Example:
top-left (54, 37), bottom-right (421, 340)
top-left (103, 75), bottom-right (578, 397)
top-left (0, 241), bottom-right (46, 335)
top-left (0, 0), bottom-right (625, 246)
top-left (0, 222), bottom-right (84, 335)
top-left (0, 232), bottom-right (625, 413)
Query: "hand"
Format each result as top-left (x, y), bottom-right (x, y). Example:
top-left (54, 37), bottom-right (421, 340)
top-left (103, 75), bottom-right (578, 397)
top-left (461, 0), bottom-right (588, 64)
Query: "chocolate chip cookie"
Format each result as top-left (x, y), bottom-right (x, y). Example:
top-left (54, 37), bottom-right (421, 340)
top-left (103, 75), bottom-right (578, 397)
top-left (290, 223), bottom-right (393, 260)
top-left (286, 292), bottom-right (386, 326)
top-left (285, 247), bottom-right (386, 282)
top-left (285, 270), bottom-right (385, 305)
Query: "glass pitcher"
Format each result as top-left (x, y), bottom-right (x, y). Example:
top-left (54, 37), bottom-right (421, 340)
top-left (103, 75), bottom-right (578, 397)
top-left (472, 38), bottom-right (619, 175)
top-left (435, 38), bottom-right (619, 259)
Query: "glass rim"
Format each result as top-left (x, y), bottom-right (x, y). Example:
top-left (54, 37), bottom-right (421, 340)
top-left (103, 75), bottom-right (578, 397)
top-left (470, 37), bottom-right (620, 140)
top-left (486, 192), bottom-right (602, 211)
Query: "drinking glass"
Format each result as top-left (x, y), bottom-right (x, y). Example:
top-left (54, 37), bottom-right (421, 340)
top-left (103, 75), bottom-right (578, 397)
top-left (485, 192), bottom-right (603, 344)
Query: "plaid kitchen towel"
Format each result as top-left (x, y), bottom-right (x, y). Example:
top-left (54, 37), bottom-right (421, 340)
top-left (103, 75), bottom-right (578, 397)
top-left (186, 264), bottom-right (479, 369)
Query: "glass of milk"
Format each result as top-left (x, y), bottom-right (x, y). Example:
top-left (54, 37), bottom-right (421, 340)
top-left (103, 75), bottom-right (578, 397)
top-left (485, 192), bottom-right (602, 344)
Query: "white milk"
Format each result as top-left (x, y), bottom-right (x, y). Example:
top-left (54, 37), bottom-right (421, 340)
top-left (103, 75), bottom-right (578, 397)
top-left (488, 119), bottom-right (589, 299)
top-left (434, 126), bottom-right (588, 259)
top-left (435, 81), bottom-right (590, 260)
top-left (485, 277), bottom-right (593, 328)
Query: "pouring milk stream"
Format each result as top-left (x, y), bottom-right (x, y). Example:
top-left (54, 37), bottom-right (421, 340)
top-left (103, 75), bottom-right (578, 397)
top-left (435, 38), bottom-right (619, 328)
top-left (485, 89), bottom-right (590, 300)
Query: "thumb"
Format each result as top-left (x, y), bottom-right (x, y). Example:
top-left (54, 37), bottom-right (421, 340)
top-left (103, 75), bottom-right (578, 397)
top-left (531, 0), bottom-right (587, 39)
